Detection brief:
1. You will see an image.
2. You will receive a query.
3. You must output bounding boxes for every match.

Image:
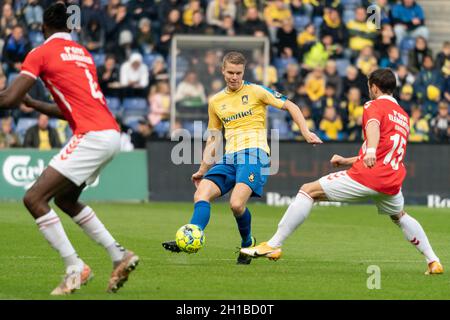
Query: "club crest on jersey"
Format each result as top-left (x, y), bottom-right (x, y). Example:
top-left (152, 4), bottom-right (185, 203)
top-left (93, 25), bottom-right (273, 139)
top-left (274, 91), bottom-right (283, 99)
top-left (221, 104), bottom-right (227, 110)
top-left (241, 95), bottom-right (249, 105)
top-left (248, 173), bottom-right (255, 183)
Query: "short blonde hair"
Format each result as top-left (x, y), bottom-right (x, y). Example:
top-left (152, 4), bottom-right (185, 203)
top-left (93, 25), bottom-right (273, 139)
top-left (222, 51), bottom-right (246, 68)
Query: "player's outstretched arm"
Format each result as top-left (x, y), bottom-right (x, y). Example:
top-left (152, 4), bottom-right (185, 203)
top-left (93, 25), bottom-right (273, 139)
top-left (283, 100), bottom-right (323, 145)
top-left (22, 94), bottom-right (65, 119)
top-left (0, 74), bottom-right (35, 109)
top-left (330, 154), bottom-right (358, 168)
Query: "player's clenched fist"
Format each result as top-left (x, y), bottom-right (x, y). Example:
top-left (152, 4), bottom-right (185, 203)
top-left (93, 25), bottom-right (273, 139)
top-left (363, 149), bottom-right (377, 168)
top-left (191, 171), bottom-right (204, 188)
top-left (330, 154), bottom-right (346, 167)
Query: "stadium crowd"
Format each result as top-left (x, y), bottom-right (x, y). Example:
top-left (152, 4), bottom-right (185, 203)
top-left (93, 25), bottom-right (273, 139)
top-left (0, 0), bottom-right (449, 150)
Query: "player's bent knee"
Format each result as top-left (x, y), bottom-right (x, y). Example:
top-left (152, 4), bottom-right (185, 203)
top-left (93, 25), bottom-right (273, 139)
top-left (23, 189), bottom-right (42, 213)
top-left (229, 201), bottom-right (245, 216)
top-left (299, 183), bottom-right (313, 196)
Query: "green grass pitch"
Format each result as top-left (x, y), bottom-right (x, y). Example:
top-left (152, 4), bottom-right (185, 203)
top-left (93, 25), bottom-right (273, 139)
top-left (0, 201), bottom-right (449, 300)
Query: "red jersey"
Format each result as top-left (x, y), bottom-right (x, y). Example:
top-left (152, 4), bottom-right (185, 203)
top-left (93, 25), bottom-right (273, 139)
top-left (347, 95), bottom-right (410, 195)
top-left (20, 32), bottom-right (119, 135)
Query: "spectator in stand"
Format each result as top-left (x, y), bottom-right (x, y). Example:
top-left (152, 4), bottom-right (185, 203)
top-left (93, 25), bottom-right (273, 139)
top-left (356, 46), bottom-right (378, 76)
top-left (409, 105), bottom-right (430, 142)
top-left (23, 114), bottom-right (61, 150)
top-left (302, 38), bottom-right (329, 70)
top-left (292, 81), bottom-right (312, 111)
top-left (290, 0), bottom-right (313, 29)
top-left (436, 41), bottom-right (450, 74)
top-left (414, 55), bottom-right (443, 115)
top-left (0, 3), bottom-right (18, 38)
top-left (127, 0), bottom-right (157, 22)
top-left (373, 0), bottom-right (392, 25)
top-left (320, 7), bottom-right (348, 48)
top-left (344, 86), bottom-right (364, 131)
top-left (279, 63), bottom-right (301, 100)
top-left (443, 74), bottom-right (450, 103)
top-left (292, 105), bottom-right (315, 140)
top-left (80, 18), bottom-right (105, 53)
top-left (183, 0), bottom-right (203, 27)
top-left (347, 105), bottom-right (363, 141)
top-left (80, 0), bottom-right (102, 30)
top-left (395, 64), bottom-right (415, 89)
top-left (318, 83), bottom-right (339, 126)
top-left (374, 23), bottom-right (396, 59)
top-left (391, 0), bottom-right (429, 47)
top-left (136, 17), bottom-right (155, 55)
top-left (148, 80), bottom-right (171, 135)
top-left (398, 84), bottom-right (415, 115)
top-left (216, 15), bottom-right (237, 36)
top-left (276, 19), bottom-right (299, 58)
top-left (305, 67), bottom-right (326, 109)
top-left (23, 0), bottom-right (44, 31)
top-left (408, 36), bottom-right (432, 74)
top-left (342, 65), bottom-right (369, 100)
top-left (0, 116), bottom-right (20, 148)
top-left (239, 6), bottom-right (268, 36)
top-left (158, 0), bottom-right (184, 24)
top-left (206, 0), bottom-right (237, 30)
top-left (149, 56), bottom-right (169, 88)
top-left (264, 0), bottom-right (292, 42)
top-left (158, 9), bottom-right (184, 57)
top-left (346, 6), bottom-right (377, 55)
top-left (324, 59), bottom-right (343, 98)
top-left (380, 45), bottom-right (403, 70)
top-left (319, 106), bottom-right (344, 141)
top-left (297, 23), bottom-right (317, 49)
top-left (252, 51), bottom-right (279, 87)
top-left (97, 55), bottom-right (121, 96)
top-left (105, 4), bottom-right (135, 60)
top-left (184, 10), bottom-right (211, 34)
top-left (131, 117), bottom-right (158, 149)
top-left (120, 52), bottom-right (149, 89)
top-left (174, 71), bottom-right (207, 108)
top-left (197, 51), bottom-right (222, 96)
top-left (2, 25), bottom-right (31, 75)
top-left (429, 101), bottom-right (449, 142)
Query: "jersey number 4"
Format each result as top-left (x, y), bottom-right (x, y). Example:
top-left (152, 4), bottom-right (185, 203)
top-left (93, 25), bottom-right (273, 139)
top-left (383, 133), bottom-right (406, 171)
top-left (85, 69), bottom-right (105, 103)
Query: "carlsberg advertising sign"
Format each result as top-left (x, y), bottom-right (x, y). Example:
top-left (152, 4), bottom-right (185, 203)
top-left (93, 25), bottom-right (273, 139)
top-left (0, 150), bottom-right (147, 201)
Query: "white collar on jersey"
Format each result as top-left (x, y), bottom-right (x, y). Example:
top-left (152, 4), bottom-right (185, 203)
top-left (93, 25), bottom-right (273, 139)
top-left (376, 95), bottom-right (398, 104)
top-left (44, 32), bottom-right (72, 44)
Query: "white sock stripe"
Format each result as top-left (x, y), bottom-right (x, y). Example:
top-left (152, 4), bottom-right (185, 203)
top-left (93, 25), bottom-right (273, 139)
top-left (35, 210), bottom-right (58, 224)
top-left (73, 206), bottom-right (93, 223)
top-left (298, 190), bottom-right (313, 200)
top-left (77, 211), bottom-right (95, 225)
top-left (36, 216), bottom-right (59, 225)
top-left (38, 217), bottom-right (61, 229)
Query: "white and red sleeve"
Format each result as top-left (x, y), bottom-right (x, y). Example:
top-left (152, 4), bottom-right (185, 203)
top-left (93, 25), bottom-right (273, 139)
top-left (363, 101), bottom-right (382, 130)
top-left (20, 47), bottom-right (44, 80)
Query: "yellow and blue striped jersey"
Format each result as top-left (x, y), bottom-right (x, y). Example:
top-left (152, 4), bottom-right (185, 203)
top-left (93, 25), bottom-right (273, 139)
top-left (208, 81), bottom-right (287, 154)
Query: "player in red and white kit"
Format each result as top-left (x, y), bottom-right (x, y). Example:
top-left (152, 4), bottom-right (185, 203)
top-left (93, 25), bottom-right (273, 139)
top-left (0, 3), bottom-right (139, 294)
top-left (241, 69), bottom-right (443, 275)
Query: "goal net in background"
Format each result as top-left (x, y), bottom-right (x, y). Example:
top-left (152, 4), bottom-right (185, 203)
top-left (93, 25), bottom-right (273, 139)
top-left (170, 35), bottom-right (270, 136)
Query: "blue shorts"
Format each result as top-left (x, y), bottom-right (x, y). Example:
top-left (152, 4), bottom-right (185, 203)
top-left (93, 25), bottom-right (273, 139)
top-left (203, 148), bottom-right (270, 197)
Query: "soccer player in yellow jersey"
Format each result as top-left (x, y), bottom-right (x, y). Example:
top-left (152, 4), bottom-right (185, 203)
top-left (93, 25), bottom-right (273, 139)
top-left (163, 52), bottom-right (322, 263)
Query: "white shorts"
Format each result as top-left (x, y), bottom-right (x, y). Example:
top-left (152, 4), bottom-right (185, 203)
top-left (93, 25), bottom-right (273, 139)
top-left (49, 130), bottom-right (121, 186)
top-left (318, 171), bottom-right (404, 216)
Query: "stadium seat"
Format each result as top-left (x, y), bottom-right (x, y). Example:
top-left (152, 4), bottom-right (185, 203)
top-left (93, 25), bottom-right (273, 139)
top-left (122, 115), bottom-right (142, 132)
top-left (153, 120), bottom-right (170, 138)
top-left (268, 106), bottom-right (293, 140)
top-left (91, 53), bottom-right (106, 66)
top-left (105, 96), bottom-right (122, 116)
top-left (293, 15), bottom-right (311, 32)
top-left (143, 53), bottom-right (163, 69)
top-left (16, 118), bottom-right (37, 144)
top-left (335, 58), bottom-right (351, 77)
top-left (122, 97), bottom-right (148, 117)
top-left (29, 31), bottom-right (44, 47)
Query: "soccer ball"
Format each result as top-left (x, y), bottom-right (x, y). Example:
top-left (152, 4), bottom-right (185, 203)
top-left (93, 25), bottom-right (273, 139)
top-left (175, 224), bottom-right (205, 253)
